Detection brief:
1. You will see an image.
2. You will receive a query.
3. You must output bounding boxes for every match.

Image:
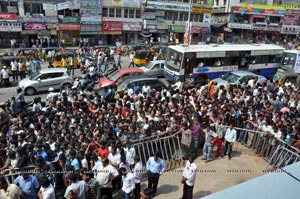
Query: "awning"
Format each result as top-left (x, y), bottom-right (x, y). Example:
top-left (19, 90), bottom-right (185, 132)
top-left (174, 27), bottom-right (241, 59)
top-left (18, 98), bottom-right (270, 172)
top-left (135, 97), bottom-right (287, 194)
top-left (139, 33), bottom-right (152, 37)
top-left (211, 22), bottom-right (227, 28)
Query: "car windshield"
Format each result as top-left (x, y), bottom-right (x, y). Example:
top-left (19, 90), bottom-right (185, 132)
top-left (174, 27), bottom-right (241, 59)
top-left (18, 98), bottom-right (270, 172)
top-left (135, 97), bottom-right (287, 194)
top-left (273, 73), bottom-right (283, 82)
top-left (116, 78), bottom-right (131, 90)
top-left (106, 70), bottom-right (121, 81)
top-left (30, 71), bottom-right (41, 80)
top-left (221, 73), bottom-right (240, 83)
top-left (144, 62), bottom-right (155, 69)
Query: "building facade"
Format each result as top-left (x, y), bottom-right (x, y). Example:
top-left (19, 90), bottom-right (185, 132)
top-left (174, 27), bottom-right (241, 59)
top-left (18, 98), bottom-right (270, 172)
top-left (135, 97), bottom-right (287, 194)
top-left (0, 0), bottom-right (299, 48)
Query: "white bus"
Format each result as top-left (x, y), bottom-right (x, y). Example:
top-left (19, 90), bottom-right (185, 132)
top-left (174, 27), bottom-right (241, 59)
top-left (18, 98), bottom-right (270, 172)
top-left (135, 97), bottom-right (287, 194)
top-left (164, 44), bottom-right (284, 84)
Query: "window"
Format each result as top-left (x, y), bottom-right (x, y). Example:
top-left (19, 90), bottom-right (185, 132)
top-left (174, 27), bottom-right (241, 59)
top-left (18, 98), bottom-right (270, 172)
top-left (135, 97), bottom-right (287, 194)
top-left (179, 12), bottom-right (185, 21)
top-left (129, 9), bottom-right (135, 18)
top-left (102, 8), bottom-right (108, 17)
top-left (173, 12), bottom-right (178, 21)
top-left (116, 8), bottom-right (121, 18)
top-left (109, 8), bottom-right (115, 17)
top-left (166, 11), bottom-right (173, 20)
top-left (32, 3), bottom-right (41, 14)
top-left (183, 12), bottom-right (188, 21)
top-left (50, 72), bottom-right (64, 78)
top-left (136, 9), bottom-right (141, 18)
top-left (124, 9), bottom-right (128, 18)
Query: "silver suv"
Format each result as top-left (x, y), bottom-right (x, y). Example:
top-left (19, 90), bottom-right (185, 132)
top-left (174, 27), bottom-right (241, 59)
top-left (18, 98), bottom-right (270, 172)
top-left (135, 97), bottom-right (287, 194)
top-left (18, 68), bottom-right (73, 95)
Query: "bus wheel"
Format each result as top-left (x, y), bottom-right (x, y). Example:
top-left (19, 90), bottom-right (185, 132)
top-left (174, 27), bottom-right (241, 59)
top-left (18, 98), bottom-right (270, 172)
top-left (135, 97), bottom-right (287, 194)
top-left (195, 75), bottom-right (208, 86)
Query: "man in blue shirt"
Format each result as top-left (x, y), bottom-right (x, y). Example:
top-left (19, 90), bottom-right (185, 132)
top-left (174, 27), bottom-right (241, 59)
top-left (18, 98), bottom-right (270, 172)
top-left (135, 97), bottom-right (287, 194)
top-left (146, 151), bottom-right (165, 196)
top-left (35, 144), bottom-right (48, 161)
top-left (14, 171), bottom-right (40, 199)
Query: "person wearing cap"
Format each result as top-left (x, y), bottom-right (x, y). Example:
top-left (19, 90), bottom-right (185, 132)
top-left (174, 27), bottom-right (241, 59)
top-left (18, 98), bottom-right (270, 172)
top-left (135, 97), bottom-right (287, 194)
top-left (0, 176), bottom-right (22, 199)
top-left (1, 66), bottom-right (9, 87)
top-left (181, 154), bottom-right (197, 199)
top-left (146, 151), bottom-right (165, 196)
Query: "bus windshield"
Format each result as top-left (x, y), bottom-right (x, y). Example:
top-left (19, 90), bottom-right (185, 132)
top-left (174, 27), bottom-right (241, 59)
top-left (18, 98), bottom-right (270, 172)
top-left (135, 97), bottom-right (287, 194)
top-left (221, 72), bottom-right (240, 84)
top-left (166, 48), bottom-right (183, 72)
top-left (280, 52), bottom-right (296, 71)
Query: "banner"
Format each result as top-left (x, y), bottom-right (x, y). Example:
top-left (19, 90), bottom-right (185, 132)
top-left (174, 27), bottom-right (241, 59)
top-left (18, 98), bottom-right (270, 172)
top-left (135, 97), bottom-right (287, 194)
top-left (59, 16), bottom-right (80, 23)
top-left (0, 22), bottom-right (21, 31)
top-left (24, 23), bottom-right (46, 30)
top-left (80, 0), bottom-right (102, 6)
top-left (102, 22), bottom-right (123, 31)
top-left (80, 14), bottom-right (102, 24)
top-left (0, 13), bottom-right (17, 20)
top-left (43, 3), bottom-right (56, 10)
top-left (59, 24), bottom-right (80, 30)
top-left (123, 22), bottom-right (141, 31)
top-left (57, 2), bottom-right (70, 11)
top-left (146, 1), bottom-right (189, 11)
top-left (112, 0), bottom-right (140, 7)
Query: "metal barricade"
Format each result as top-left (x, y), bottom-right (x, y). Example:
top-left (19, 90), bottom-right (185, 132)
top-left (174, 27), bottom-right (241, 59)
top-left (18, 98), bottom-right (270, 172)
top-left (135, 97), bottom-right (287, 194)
top-left (132, 134), bottom-right (183, 171)
top-left (219, 125), bottom-right (300, 169)
top-left (1, 166), bottom-right (35, 184)
top-left (266, 145), bottom-right (300, 170)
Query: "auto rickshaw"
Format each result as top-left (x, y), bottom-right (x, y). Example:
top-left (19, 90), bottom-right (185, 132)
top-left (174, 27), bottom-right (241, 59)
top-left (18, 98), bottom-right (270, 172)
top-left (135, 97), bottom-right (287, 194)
top-left (133, 50), bottom-right (153, 66)
top-left (273, 71), bottom-right (299, 86)
top-left (52, 51), bottom-right (80, 68)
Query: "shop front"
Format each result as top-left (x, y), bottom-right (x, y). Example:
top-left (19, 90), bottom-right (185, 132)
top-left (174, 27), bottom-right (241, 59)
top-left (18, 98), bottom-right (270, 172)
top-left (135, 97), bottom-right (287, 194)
top-left (0, 21), bottom-right (22, 48)
top-left (122, 22), bottom-right (141, 45)
top-left (58, 24), bottom-right (80, 46)
top-left (80, 24), bottom-right (102, 46)
top-left (172, 25), bottom-right (185, 44)
top-left (102, 22), bottom-right (123, 45)
top-left (23, 23), bottom-right (47, 47)
top-left (0, 13), bottom-right (21, 48)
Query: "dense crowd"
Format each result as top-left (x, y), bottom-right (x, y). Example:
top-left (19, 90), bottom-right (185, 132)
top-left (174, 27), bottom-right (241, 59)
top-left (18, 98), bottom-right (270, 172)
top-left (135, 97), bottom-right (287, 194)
top-left (0, 46), bottom-right (300, 199)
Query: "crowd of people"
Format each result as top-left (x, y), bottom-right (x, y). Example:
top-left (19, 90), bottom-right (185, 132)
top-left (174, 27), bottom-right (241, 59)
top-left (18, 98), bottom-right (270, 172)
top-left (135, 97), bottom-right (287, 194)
top-left (0, 44), bottom-right (300, 199)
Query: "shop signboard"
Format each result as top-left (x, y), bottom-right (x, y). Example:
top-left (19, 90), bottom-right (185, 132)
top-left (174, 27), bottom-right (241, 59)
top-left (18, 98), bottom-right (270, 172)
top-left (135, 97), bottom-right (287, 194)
top-left (43, 4), bottom-right (56, 10)
top-left (112, 0), bottom-right (140, 7)
top-left (58, 24), bottom-right (80, 30)
top-left (80, 0), bottom-right (102, 6)
top-left (281, 25), bottom-right (300, 34)
top-left (283, 15), bottom-right (298, 25)
top-left (146, 1), bottom-right (189, 11)
top-left (81, 14), bottom-right (102, 24)
top-left (0, 22), bottom-right (21, 31)
top-left (102, 17), bottom-right (142, 22)
top-left (59, 16), bottom-right (80, 23)
top-left (192, 5), bottom-right (213, 14)
top-left (0, 13), bottom-right (17, 21)
top-left (102, 22), bottom-right (123, 32)
top-left (57, 2), bottom-right (70, 11)
top-left (69, 0), bottom-right (80, 10)
top-left (172, 25), bottom-right (185, 33)
top-left (191, 26), bottom-right (200, 34)
top-left (24, 23), bottom-right (46, 30)
top-left (123, 22), bottom-right (141, 31)
top-left (81, 7), bottom-right (102, 13)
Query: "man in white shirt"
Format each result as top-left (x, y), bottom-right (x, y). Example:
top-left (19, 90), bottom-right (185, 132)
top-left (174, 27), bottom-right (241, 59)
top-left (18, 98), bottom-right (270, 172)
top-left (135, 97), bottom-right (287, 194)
top-left (222, 124), bottom-right (237, 160)
top-left (38, 178), bottom-right (56, 199)
top-left (1, 66), bottom-right (9, 87)
top-left (124, 142), bottom-right (136, 165)
top-left (181, 154), bottom-right (197, 199)
top-left (11, 60), bottom-right (18, 81)
top-left (64, 173), bottom-right (88, 199)
top-left (0, 177), bottom-right (22, 199)
top-left (120, 167), bottom-right (135, 199)
top-left (96, 158), bottom-right (119, 199)
top-left (132, 156), bottom-right (143, 199)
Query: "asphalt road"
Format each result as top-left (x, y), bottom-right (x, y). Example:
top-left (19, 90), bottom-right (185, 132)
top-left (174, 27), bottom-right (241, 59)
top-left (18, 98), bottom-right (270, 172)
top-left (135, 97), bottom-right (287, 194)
top-left (0, 54), bottom-right (132, 103)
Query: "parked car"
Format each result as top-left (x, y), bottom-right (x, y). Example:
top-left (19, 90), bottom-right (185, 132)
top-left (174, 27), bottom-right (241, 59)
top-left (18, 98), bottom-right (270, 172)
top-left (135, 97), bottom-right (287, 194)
top-left (18, 68), bottom-right (73, 95)
top-left (139, 60), bottom-right (165, 77)
top-left (97, 75), bottom-right (167, 96)
top-left (98, 68), bottom-right (145, 88)
top-left (212, 71), bottom-right (266, 87)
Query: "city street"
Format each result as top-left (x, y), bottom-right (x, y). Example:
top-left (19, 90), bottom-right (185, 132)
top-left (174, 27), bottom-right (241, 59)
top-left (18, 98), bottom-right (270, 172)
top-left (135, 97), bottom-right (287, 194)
top-left (0, 54), bottom-right (132, 103)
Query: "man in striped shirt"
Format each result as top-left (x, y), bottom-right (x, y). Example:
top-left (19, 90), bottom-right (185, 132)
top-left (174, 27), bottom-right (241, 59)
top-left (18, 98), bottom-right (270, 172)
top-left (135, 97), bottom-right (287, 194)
top-left (81, 169), bottom-right (101, 199)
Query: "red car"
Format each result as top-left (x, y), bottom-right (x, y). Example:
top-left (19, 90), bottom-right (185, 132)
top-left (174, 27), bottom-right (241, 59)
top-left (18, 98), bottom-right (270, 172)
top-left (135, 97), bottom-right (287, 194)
top-left (98, 68), bottom-right (145, 88)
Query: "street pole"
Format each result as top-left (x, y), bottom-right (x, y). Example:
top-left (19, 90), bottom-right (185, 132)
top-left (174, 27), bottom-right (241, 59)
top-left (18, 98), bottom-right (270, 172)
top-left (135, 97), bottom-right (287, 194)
top-left (188, 0), bottom-right (192, 46)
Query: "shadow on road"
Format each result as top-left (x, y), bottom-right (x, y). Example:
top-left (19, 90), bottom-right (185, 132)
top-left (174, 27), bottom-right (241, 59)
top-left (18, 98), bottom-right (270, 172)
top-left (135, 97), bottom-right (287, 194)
top-left (157, 184), bottom-right (180, 196)
top-left (194, 190), bottom-right (212, 198)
